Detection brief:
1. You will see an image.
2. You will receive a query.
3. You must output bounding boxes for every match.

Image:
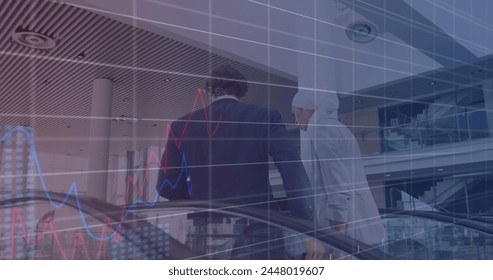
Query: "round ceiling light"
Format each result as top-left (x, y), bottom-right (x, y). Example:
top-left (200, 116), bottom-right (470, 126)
top-left (346, 21), bottom-right (378, 43)
top-left (11, 28), bottom-right (57, 50)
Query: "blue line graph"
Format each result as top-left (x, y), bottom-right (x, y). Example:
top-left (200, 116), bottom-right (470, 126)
top-left (0, 126), bottom-right (192, 241)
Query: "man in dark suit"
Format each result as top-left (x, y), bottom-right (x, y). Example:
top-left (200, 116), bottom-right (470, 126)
top-left (156, 64), bottom-right (324, 259)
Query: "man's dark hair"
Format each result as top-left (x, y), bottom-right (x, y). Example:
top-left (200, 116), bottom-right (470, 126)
top-left (205, 64), bottom-right (248, 98)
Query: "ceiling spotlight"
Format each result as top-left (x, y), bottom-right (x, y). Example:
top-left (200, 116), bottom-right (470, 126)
top-left (77, 52), bottom-right (86, 59)
top-left (164, 78), bottom-right (171, 83)
top-left (346, 21), bottom-right (378, 44)
top-left (385, 174), bottom-right (391, 177)
top-left (11, 27), bottom-right (57, 50)
top-left (356, 99), bottom-right (364, 104)
top-left (428, 81), bottom-right (436, 86)
top-left (438, 168), bottom-right (444, 171)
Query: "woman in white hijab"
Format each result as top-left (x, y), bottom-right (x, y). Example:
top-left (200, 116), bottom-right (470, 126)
top-left (292, 90), bottom-right (386, 246)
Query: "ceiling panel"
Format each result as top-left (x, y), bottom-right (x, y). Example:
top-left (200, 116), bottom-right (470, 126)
top-left (0, 0), bottom-right (297, 158)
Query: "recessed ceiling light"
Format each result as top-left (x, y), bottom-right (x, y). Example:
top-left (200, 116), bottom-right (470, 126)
top-left (428, 81), bottom-right (436, 86)
top-left (438, 168), bottom-right (444, 171)
top-left (164, 78), bottom-right (171, 83)
top-left (356, 99), bottom-right (364, 104)
top-left (151, 124), bottom-right (157, 127)
top-left (122, 98), bottom-right (129, 102)
top-left (11, 27), bottom-right (57, 50)
top-left (77, 52), bottom-right (86, 59)
top-left (385, 174), bottom-right (391, 177)
top-left (346, 21), bottom-right (378, 44)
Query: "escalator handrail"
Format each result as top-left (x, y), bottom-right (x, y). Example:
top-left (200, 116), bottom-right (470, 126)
top-left (128, 200), bottom-right (393, 260)
top-left (10, 193), bottom-right (493, 259)
top-left (0, 192), bottom-right (392, 259)
top-left (0, 191), bottom-right (201, 260)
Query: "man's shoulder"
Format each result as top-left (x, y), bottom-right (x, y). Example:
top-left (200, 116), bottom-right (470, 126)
top-left (172, 102), bottom-right (279, 127)
top-left (211, 101), bottom-right (277, 117)
top-left (237, 103), bottom-right (283, 122)
top-left (242, 102), bottom-right (271, 113)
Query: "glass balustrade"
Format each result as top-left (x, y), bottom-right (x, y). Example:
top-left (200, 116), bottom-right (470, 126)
top-left (366, 109), bottom-right (490, 153)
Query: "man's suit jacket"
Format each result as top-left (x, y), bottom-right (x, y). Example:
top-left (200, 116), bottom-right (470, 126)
top-left (156, 98), bottom-right (313, 221)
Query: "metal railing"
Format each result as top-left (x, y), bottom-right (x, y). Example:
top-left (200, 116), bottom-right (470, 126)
top-left (354, 108), bottom-right (489, 153)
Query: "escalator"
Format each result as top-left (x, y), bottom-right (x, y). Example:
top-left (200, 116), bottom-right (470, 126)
top-left (1, 191), bottom-right (492, 260)
top-left (0, 192), bottom-right (198, 260)
top-left (0, 191), bottom-right (389, 260)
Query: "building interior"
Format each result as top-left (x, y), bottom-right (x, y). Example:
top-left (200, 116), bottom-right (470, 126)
top-left (0, 0), bottom-right (493, 260)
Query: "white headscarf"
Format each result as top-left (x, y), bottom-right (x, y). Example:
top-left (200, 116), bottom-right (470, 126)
top-left (291, 90), bottom-right (339, 119)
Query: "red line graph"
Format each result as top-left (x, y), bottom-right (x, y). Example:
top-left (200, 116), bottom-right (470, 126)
top-left (4, 88), bottom-right (223, 258)
top-left (115, 88), bottom-right (222, 241)
top-left (9, 207), bottom-right (110, 260)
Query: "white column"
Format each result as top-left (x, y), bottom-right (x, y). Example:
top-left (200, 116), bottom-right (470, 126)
top-left (86, 79), bottom-right (113, 201)
top-left (106, 155), bottom-right (119, 205)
